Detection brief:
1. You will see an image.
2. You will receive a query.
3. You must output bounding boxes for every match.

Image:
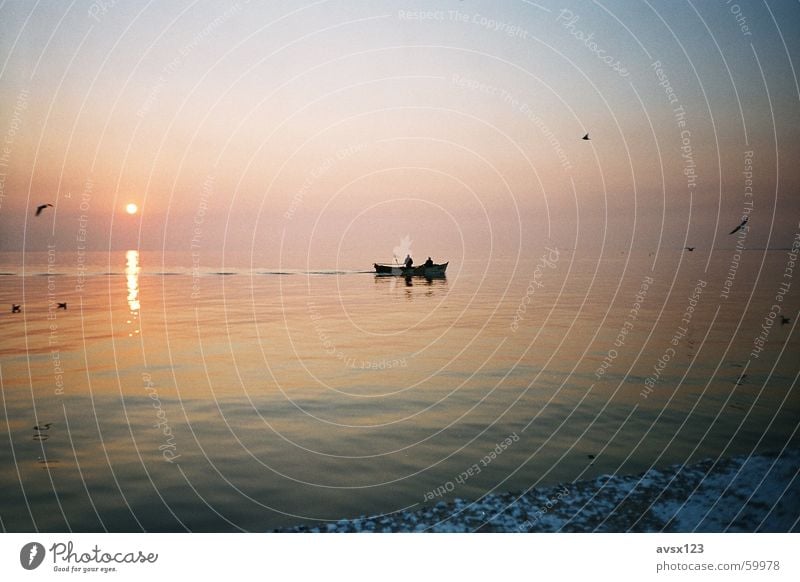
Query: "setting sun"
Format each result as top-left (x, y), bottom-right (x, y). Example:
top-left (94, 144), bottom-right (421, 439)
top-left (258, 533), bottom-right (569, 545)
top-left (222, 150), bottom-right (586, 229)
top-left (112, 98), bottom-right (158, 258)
top-left (125, 203), bottom-right (138, 215)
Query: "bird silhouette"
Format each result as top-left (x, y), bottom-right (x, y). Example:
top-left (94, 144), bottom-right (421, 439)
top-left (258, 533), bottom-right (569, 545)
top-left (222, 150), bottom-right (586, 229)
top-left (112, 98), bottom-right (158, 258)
top-left (57, 302), bottom-right (67, 310)
top-left (35, 204), bottom-right (53, 217)
top-left (685, 247), bottom-right (695, 251)
top-left (729, 216), bottom-right (749, 235)
top-left (582, 133), bottom-right (590, 140)
top-left (781, 315), bottom-right (791, 325)
top-left (11, 304), bottom-right (21, 313)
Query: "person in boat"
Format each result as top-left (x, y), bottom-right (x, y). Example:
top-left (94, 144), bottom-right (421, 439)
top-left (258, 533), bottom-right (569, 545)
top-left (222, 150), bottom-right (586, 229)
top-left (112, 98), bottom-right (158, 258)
top-left (404, 254), bottom-right (414, 269)
top-left (424, 257), bottom-right (434, 267)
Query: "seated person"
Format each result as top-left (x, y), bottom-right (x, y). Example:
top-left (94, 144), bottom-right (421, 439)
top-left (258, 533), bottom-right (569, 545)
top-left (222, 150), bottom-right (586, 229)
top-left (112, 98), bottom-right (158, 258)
top-left (404, 254), bottom-right (414, 268)
top-left (424, 257), bottom-right (434, 267)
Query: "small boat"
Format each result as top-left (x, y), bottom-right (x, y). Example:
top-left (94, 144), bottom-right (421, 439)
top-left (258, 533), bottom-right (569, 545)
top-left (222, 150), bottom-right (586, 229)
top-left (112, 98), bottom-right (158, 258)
top-left (373, 262), bottom-right (448, 277)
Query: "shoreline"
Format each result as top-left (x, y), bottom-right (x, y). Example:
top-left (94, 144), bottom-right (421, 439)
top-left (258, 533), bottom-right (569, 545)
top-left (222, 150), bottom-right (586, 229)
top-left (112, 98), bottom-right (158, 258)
top-left (276, 449), bottom-right (799, 532)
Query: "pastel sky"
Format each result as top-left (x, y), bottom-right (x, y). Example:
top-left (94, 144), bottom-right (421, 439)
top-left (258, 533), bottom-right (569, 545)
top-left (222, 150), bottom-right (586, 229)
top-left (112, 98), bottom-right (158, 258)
top-left (0, 1), bottom-right (798, 266)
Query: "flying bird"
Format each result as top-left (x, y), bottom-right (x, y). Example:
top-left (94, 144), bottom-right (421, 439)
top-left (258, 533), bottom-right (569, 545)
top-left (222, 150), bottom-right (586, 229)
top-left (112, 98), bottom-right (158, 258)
top-left (11, 304), bottom-right (21, 313)
top-left (57, 302), bottom-right (67, 310)
top-left (685, 247), bottom-right (695, 252)
top-left (728, 216), bottom-right (748, 235)
top-left (581, 133), bottom-right (590, 140)
top-left (35, 204), bottom-right (53, 216)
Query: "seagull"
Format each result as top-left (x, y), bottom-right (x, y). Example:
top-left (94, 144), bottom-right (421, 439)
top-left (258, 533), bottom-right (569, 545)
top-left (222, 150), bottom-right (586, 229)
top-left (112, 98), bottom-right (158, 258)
top-left (685, 247), bottom-right (695, 251)
top-left (57, 302), bottom-right (67, 310)
top-left (11, 304), bottom-right (21, 313)
top-left (728, 216), bottom-right (748, 235)
top-left (781, 315), bottom-right (790, 325)
top-left (35, 204), bottom-right (53, 217)
top-left (581, 133), bottom-right (590, 140)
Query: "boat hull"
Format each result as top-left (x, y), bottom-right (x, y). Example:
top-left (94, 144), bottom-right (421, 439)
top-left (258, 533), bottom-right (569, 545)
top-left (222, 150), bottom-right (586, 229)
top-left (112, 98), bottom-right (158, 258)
top-left (373, 262), bottom-right (448, 277)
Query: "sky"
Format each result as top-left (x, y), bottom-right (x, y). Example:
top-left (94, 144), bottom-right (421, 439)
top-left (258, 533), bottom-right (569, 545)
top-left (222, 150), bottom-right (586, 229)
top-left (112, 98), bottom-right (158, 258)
top-left (0, 0), bottom-right (798, 266)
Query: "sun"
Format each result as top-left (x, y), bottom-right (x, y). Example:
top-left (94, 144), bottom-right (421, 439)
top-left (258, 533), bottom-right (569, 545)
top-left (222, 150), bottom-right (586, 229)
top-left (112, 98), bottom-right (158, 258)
top-left (125, 203), bottom-right (138, 215)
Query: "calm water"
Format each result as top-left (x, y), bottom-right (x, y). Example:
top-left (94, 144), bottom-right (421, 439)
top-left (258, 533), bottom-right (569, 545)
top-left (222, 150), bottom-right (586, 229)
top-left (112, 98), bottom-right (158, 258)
top-left (1, 248), bottom-right (798, 531)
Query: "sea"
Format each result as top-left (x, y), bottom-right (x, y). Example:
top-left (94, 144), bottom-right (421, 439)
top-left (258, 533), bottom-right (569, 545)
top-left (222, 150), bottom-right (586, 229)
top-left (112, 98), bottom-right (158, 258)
top-left (0, 247), bottom-right (798, 531)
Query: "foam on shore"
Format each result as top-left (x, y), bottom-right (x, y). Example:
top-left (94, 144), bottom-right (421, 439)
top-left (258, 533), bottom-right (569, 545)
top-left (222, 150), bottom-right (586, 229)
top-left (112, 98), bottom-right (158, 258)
top-left (277, 449), bottom-right (800, 532)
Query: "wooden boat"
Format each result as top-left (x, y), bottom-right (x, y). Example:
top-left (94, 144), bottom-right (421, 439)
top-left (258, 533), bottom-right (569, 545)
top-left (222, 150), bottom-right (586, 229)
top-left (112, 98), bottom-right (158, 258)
top-left (373, 262), bottom-right (448, 277)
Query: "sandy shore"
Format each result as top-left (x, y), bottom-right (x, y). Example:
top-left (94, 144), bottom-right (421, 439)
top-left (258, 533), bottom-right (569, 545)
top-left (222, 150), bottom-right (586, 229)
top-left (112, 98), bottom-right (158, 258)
top-left (277, 449), bottom-right (799, 532)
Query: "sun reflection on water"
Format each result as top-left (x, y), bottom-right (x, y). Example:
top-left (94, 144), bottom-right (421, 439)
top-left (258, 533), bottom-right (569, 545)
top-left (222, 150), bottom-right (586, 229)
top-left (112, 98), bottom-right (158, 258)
top-left (125, 250), bottom-right (140, 336)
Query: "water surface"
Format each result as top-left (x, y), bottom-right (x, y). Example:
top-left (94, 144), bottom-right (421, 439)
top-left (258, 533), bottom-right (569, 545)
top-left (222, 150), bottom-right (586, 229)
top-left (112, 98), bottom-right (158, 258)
top-left (0, 249), bottom-right (797, 531)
